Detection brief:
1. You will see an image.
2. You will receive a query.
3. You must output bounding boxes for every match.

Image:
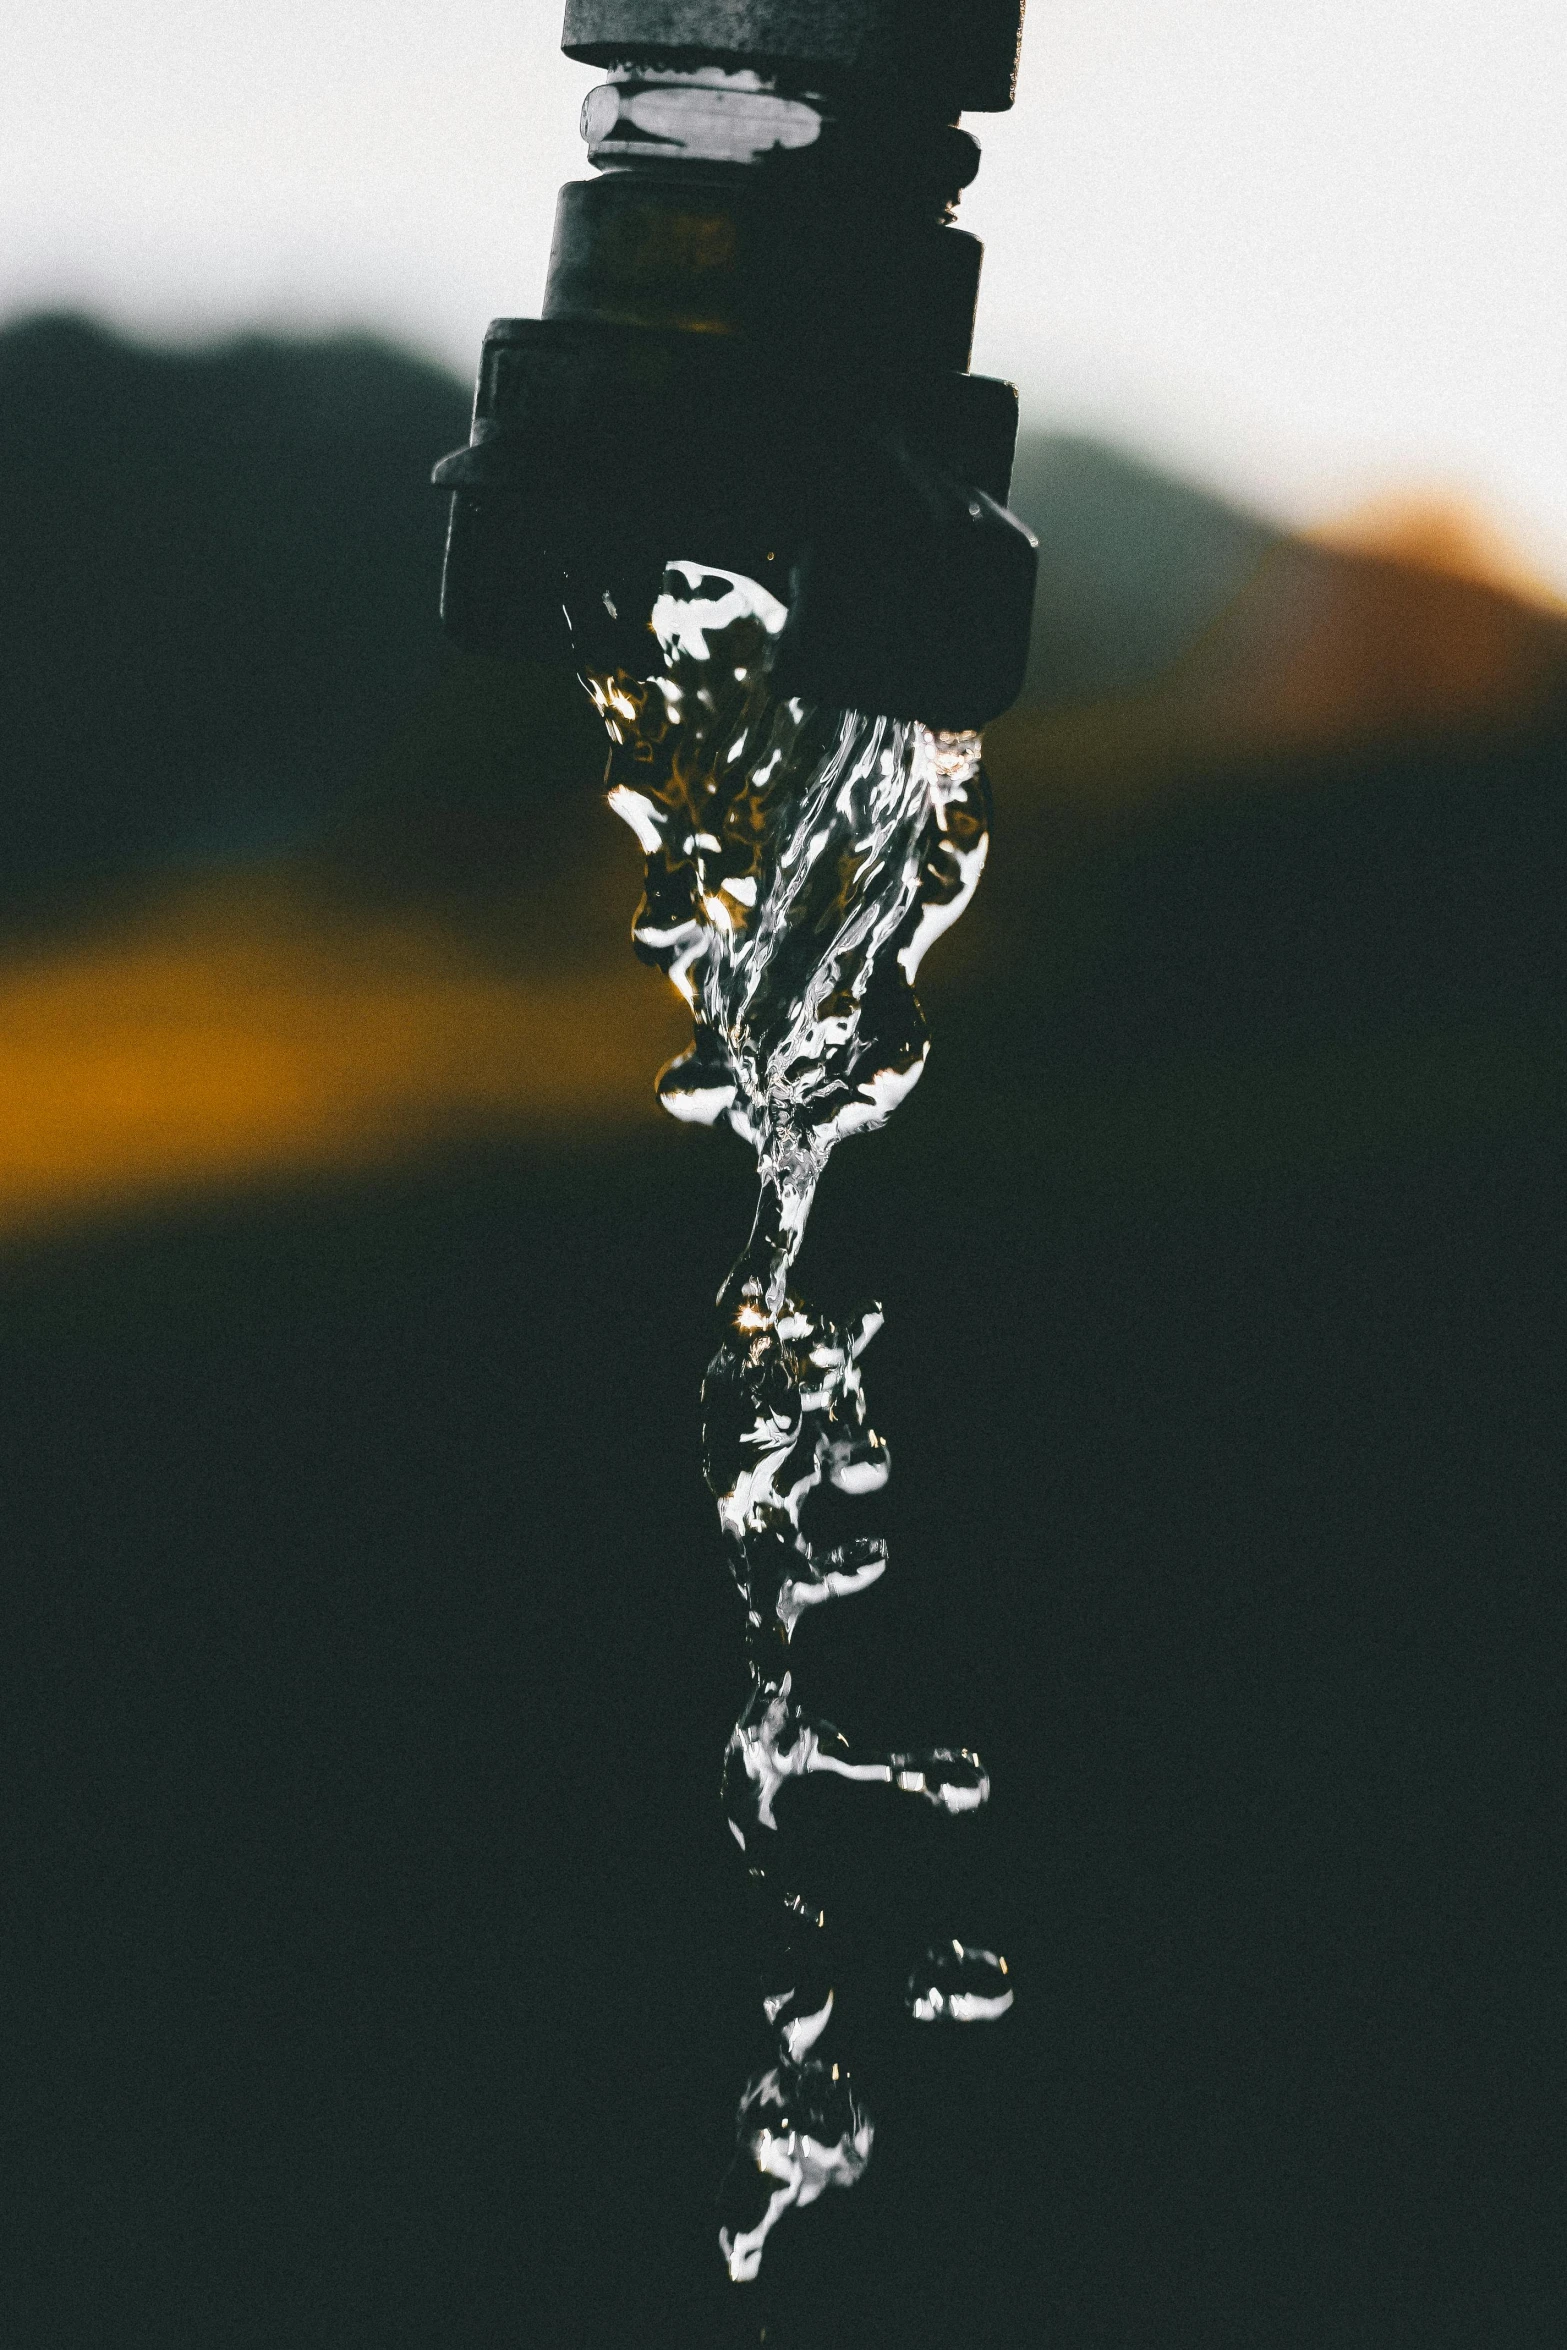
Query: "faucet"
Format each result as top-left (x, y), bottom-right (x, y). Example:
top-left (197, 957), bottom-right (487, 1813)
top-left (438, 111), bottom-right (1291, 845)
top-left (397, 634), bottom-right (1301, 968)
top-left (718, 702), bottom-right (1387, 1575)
top-left (433, 0), bottom-right (1037, 732)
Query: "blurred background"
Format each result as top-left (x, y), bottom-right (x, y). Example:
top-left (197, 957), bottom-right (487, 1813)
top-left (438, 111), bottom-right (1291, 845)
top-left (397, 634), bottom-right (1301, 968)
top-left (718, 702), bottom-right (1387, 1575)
top-left (2, 6), bottom-right (1563, 2346)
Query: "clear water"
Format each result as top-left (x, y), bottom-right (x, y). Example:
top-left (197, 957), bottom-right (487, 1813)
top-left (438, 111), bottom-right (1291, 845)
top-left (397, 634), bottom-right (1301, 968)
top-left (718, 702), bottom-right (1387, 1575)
top-left (588, 562), bottom-right (1011, 2285)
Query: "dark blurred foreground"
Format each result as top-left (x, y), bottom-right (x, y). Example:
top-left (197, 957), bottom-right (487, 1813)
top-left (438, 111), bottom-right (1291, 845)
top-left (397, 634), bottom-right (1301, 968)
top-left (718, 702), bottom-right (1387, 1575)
top-left (1, 318), bottom-right (1564, 2347)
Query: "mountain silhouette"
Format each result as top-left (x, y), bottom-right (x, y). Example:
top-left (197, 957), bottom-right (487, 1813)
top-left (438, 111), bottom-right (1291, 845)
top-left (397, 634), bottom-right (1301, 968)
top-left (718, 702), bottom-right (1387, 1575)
top-left (1006, 431), bottom-right (1281, 706)
top-left (0, 314), bottom-right (468, 890)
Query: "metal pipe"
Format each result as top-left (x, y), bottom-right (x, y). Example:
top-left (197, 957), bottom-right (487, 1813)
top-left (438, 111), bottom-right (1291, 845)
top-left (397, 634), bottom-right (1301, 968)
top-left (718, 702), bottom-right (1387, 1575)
top-left (433, 0), bottom-right (1037, 729)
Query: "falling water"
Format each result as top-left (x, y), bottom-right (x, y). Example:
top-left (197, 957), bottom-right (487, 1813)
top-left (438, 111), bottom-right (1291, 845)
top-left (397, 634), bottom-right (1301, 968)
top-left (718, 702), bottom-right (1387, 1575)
top-left (587, 561), bottom-right (1011, 2286)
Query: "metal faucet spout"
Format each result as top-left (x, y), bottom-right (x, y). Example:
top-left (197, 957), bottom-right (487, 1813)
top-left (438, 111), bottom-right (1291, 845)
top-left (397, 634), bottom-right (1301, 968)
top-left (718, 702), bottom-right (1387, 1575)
top-left (433, 0), bottom-right (1038, 731)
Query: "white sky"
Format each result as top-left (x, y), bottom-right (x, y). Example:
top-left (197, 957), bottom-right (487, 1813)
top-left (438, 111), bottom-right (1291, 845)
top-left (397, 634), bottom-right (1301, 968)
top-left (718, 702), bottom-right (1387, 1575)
top-left (6, 1), bottom-right (1566, 573)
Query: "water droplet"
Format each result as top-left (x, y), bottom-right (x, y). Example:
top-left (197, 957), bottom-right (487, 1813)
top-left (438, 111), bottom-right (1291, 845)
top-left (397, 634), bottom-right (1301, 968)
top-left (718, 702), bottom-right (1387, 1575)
top-left (907, 1941), bottom-right (1015, 2024)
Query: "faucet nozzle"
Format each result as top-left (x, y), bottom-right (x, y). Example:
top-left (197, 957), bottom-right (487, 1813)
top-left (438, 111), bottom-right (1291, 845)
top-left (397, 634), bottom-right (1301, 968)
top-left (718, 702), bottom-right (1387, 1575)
top-left (433, 1), bottom-right (1037, 731)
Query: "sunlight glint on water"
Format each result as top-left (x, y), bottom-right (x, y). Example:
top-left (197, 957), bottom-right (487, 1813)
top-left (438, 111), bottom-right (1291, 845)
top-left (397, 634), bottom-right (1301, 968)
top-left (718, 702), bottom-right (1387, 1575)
top-left (588, 563), bottom-right (1011, 2285)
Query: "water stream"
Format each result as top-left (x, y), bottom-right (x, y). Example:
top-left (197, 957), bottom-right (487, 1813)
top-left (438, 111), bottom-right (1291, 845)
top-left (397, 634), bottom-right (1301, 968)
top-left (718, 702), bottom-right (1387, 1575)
top-left (587, 562), bottom-right (1011, 2285)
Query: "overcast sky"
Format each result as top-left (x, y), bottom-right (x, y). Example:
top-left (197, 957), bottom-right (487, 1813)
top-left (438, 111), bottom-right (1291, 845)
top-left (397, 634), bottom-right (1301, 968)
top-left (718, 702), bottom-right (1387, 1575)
top-left (6, 1), bottom-right (1566, 572)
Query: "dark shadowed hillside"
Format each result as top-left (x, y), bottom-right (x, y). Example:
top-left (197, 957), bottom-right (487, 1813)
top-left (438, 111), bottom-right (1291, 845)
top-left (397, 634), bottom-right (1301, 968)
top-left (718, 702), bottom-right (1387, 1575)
top-left (0, 315), bottom-right (469, 888)
top-left (1006, 433), bottom-right (1282, 706)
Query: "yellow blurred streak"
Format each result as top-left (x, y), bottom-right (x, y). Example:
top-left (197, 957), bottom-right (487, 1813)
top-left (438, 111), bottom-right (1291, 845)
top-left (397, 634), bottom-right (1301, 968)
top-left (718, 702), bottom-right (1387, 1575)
top-left (0, 871), bottom-right (689, 1239)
